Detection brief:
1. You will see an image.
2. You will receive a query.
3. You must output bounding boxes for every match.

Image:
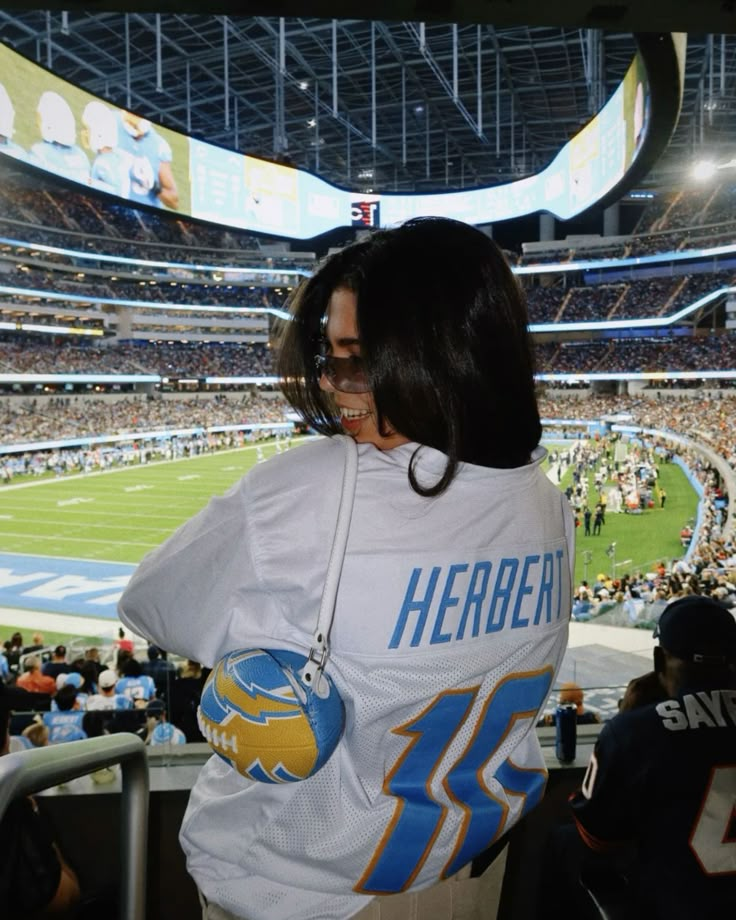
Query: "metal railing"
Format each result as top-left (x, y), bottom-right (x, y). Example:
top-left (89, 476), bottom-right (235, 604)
top-left (0, 733), bottom-right (149, 920)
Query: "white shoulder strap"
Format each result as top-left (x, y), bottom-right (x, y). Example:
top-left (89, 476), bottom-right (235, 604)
top-left (300, 435), bottom-right (358, 695)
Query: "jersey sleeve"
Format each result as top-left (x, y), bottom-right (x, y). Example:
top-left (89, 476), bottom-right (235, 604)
top-left (118, 476), bottom-right (278, 666)
top-left (569, 719), bottom-right (641, 851)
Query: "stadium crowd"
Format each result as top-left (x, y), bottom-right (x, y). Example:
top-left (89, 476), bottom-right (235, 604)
top-left (538, 333), bottom-right (736, 373)
top-left (0, 339), bottom-right (275, 376)
top-left (519, 181), bottom-right (736, 265)
top-left (4, 329), bottom-right (736, 381)
top-left (0, 390), bottom-right (288, 445)
top-left (1, 632), bottom-right (206, 749)
top-left (0, 265), bottom-right (291, 310)
top-left (523, 270), bottom-right (734, 324)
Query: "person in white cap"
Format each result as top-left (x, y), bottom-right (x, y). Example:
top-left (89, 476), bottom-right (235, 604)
top-left (84, 669), bottom-right (132, 711)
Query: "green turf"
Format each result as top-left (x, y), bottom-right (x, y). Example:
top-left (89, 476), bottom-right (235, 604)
top-left (0, 625), bottom-right (107, 647)
top-left (563, 458), bottom-right (698, 586)
top-left (0, 440), bottom-right (285, 564)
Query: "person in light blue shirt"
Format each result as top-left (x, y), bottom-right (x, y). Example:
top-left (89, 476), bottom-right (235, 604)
top-left (146, 699), bottom-right (186, 746)
top-left (116, 110), bottom-right (178, 209)
top-left (115, 658), bottom-right (156, 703)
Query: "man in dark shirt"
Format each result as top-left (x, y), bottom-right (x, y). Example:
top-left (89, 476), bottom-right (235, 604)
top-left (568, 595), bottom-right (736, 920)
top-left (141, 644), bottom-right (177, 699)
top-left (41, 645), bottom-right (71, 681)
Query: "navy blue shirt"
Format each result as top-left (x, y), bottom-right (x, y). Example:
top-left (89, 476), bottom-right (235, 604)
top-left (570, 687), bottom-right (736, 920)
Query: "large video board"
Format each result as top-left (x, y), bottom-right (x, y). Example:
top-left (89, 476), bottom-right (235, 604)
top-left (0, 43), bottom-right (649, 239)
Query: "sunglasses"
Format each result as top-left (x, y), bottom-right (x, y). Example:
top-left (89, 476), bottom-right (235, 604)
top-left (314, 352), bottom-right (369, 394)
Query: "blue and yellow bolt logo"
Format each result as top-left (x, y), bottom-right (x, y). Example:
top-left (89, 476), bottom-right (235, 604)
top-left (199, 649), bottom-right (329, 783)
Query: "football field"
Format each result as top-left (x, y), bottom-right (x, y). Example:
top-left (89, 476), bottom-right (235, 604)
top-left (0, 441), bottom-right (285, 564)
top-left (0, 441), bottom-right (290, 640)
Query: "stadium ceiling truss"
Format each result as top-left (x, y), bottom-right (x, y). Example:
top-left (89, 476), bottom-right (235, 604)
top-left (0, 12), bottom-right (733, 198)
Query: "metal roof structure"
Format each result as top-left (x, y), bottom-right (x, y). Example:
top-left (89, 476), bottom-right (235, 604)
top-left (0, 11), bottom-right (733, 199)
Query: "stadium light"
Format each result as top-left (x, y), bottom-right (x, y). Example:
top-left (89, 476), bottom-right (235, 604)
top-left (691, 160), bottom-right (716, 181)
top-left (691, 157), bottom-right (736, 182)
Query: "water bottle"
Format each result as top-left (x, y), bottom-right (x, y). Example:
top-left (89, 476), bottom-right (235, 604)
top-left (555, 703), bottom-right (577, 764)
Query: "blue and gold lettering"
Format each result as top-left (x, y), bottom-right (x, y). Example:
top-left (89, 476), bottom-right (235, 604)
top-left (485, 558), bottom-right (518, 633)
top-left (431, 564), bottom-right (469, 645)
top-left (555, 549), bottom-right (564, 620)
top-left (511, 555), bottom-right (539, 628)
top-left (457, 562), bottom-right (491, 640)
top-left (533, 553), bottom-right (555, 625)
top-left (389, 545), bottom-right (567, 650)
top-left (389, 567), bottom-right (441, 649)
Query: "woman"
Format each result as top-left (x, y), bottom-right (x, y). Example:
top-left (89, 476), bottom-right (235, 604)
top-left (119, 217), bottom-right (574, 920)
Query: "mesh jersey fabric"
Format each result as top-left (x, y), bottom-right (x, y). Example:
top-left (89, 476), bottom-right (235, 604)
top-left (119, 437), bottom-right (574, 920)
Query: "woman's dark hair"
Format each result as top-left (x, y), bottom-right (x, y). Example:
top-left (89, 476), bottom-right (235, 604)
top-left (278, 216), bottom-right (540, 495)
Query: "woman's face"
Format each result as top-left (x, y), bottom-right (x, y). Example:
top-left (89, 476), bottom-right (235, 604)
top-left (319, 287), bottom-right (410, 451)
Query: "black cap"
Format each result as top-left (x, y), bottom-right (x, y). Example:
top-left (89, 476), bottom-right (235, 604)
top-left (654, 595), bottom-right (736, 664)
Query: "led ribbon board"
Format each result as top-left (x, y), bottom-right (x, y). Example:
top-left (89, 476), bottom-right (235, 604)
top-left (0, 42), bottom-right (649, 238)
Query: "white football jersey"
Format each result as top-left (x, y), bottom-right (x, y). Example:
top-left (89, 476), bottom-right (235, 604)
top-left (119, 437), bottom-right (574, 920)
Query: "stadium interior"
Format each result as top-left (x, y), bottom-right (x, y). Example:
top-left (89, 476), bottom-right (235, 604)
top-left (1, 3), bottom-right (735, 918)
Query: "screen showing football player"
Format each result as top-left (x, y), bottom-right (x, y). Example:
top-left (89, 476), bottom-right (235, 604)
top-left (29, 91), bottom-right (90, 185)
top-left (116, 110), bottom-right (179, 210)
top-left (81, 100), bottom-right (131, 198)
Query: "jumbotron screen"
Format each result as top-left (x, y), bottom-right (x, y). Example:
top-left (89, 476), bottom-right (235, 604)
top-left (0, 43), bottom-right (649, 239)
